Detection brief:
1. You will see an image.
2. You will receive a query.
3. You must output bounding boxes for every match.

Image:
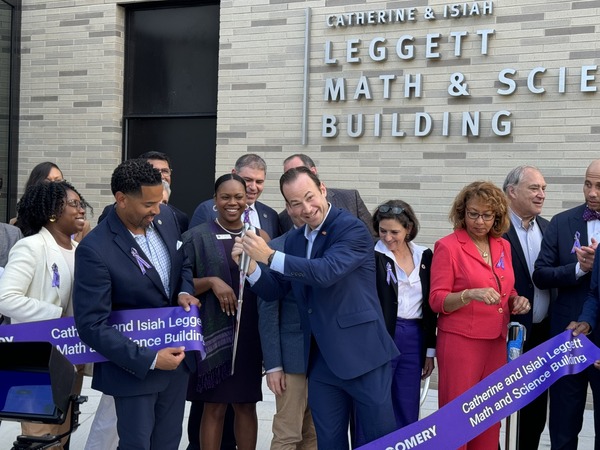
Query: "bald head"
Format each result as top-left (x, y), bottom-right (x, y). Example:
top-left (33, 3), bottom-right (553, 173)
top-left (584, 160), bottom-right (600, 212)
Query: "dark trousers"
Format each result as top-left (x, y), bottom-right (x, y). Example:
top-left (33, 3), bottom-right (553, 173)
top-left (114, 367), bottom-right (188, 450)
top-left (516, 319), bottom-right (550, 450)
top-left (390, 318), bottom-right (424, 428)
top-left (549, 330), bottom-right (600, 450)
top-left (307, 346), bottom-right (396, 450)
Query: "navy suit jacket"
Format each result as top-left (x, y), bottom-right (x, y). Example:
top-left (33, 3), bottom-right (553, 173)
top-left (532, 204), bottom-right (593, 337)
top-left (251, 207), bottom-right (398, 380)
top-left (73, 206), bottom-right (194, 397)
top-left (257, 232), bottom-right (305, 374)
top-left (504, 216), bottom-right (551, 336)
top-left (190, 198), bottom-right (280, 239)
top-left (279, 187), bottom-right (374, 236)
top-left (579, 252), bottom-right (600, 330)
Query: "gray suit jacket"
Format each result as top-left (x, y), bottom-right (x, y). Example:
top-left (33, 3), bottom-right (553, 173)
top-left (0, 223), bottom-right (23, 267)
top-left (278, 187), bottom-right (374, 236)
top-left (257, 232), bottom-right (305, 374)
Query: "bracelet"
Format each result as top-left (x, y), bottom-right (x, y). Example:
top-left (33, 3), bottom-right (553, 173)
top-left (460, 289), bottom-right (469, 305)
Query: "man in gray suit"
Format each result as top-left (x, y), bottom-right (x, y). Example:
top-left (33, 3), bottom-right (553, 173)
top-left (258, 204), bottom-right (317, 450)
top-left (0, 223), bottom-right (23, 268)
top-left (0, 223), bottom-right (22, 324)
top-left (278, 154), bottom-right (374, 236)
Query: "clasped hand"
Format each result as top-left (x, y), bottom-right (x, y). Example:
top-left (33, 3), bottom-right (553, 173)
top-left (232, 230), bottom-right (272, 274)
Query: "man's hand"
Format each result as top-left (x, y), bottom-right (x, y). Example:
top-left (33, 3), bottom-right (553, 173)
top-left (155, 346), bottom-right (186, 370)
top-left (266, 370), bottom-right (286, 396)
top-left (566, 320), bottom-right (591, 336)
top-left (178, 293), bottom-right (200, 312)
top-left (232, 237), bottom-right (258, 274)
top-left (575, 237), bottom-right (597, 272)
top-left (241, 230), bottom-right (273, 265)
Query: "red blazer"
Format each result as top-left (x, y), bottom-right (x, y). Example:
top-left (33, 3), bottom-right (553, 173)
top-left (429, 228), bottom-right (518, 340)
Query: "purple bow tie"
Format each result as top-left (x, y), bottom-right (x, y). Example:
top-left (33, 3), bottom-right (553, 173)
top-left (583, 207), bottom-right (600, 221)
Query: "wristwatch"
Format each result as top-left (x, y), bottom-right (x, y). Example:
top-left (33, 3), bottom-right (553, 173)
top-left (267, 251), bottom-right (275, 266)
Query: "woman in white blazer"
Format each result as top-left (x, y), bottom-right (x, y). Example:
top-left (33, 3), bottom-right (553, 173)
top-left (0, 180), bottom-right (90, 448)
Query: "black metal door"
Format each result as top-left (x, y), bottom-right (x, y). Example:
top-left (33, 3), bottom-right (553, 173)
top-left (123, 1), bottom-right (219, 218)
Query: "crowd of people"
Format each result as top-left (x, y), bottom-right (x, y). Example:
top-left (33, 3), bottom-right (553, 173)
top-left (0, 154), bottom-right (599, 450)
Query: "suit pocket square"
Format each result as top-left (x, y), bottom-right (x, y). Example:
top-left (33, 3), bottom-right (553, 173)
top-left (176, 240), bottom-right (183, 250)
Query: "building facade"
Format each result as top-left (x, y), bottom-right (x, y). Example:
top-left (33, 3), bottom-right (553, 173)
top-left (10, 0), bottom-right (600, 246)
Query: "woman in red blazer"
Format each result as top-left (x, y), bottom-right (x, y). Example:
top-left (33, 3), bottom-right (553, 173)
top-left (429, 181), bottom-right (530, 450)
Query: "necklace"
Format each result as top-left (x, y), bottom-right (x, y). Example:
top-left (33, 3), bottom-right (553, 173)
top-left (473, 242), bottom-right (489, 258)
top-left (215, 218), bottom-right (243, 235)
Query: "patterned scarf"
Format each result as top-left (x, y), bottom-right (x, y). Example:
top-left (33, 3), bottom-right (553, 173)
top-left (181, 221), bottom-right (235, 394)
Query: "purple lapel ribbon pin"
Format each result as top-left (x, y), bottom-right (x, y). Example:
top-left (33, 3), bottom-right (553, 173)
top-left (495, 251), bottom-right (505, 270)
top-left (386, 262), bottom-right (398, 285)
top-left (571, 231), bottom-right (581, 254)
top-left (131, 248), bottom-right (152, 275)
top-left (51, 263), bottom-right (60, 288)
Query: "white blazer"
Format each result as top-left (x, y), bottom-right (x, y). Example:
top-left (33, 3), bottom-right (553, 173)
top-left (0, 227), bottom-right (76, 324)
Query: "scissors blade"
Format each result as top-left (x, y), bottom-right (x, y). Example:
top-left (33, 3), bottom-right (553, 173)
top-left (231, 270), bottom-right (247, 375)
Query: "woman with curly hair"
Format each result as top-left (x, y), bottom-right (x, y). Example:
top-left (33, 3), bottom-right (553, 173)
top-left (429, 181), bottom-right (531, 450)
top-left (0, 180), bottom-right (90, 448)
top-left (12, 161), bottom-right (91, 241)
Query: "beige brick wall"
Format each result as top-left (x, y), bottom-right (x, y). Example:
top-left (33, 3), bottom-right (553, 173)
top-left (18, 0), bottom-right (600, 247)
top-left (218, 0), bottom-right (600, 247)
top-left (19, 0), bottom-right (138, 218)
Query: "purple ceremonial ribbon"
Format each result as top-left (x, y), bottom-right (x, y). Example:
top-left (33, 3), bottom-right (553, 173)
top-left (0, 305), bottom-right (206, 364)
top-left (571, 231), bottom-right (581, 254)
top-left (386, 262), bottom-right (398, 285)
top-left (495, 251), bottom-right (505, 270)
top-left (51, 263), bottom-right (60, 288)
top-left (357, 330), bottom-right (600, 450)
top-left (131, 247), bottom-right (152, 275)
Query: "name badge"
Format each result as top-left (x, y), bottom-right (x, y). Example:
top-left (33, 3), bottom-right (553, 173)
top-left (216, 234), bottom-right (232, 240)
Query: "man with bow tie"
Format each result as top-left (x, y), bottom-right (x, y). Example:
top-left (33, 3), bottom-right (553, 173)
top-left (533, 159), bottom-right (600, 450)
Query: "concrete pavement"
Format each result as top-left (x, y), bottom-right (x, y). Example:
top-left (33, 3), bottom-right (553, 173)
top-left (0, 376), bottom-right (594, 449)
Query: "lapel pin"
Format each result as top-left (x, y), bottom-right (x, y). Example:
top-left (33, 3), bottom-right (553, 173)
top-left (262, 213), bottom-right (267, 218)
top-left (158, 219), bottom-right (162, 225)
top-left (421, 264), bottom-right (426, 269)
top-left (321, 231), bottom-right (327, 236)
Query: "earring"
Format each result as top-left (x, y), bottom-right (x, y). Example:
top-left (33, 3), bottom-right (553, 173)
top-left (212, 204), bottom-right (218, 211)
top-left (49, 215), bottom-right (57, 223)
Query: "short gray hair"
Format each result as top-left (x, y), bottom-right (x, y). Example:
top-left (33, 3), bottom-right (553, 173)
top-left (502, 165), bottom-right (540, 193)
top-left (234, 154), bottom-right (267, 173)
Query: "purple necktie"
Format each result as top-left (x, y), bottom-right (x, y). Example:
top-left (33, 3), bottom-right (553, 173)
top-left (583, 206), bottom-right (600, 221)
top-left (243, 208), bottom-right (250, 224)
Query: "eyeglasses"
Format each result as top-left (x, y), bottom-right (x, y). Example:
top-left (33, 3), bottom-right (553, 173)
top-left (66, 199), bottom-right (84, 209)
top-left (378, 205), bottom-right (404, 215)
top-left (157, 168), bottom-right (172, 175)
top-left (466, 211), bottom-right (495, 221)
